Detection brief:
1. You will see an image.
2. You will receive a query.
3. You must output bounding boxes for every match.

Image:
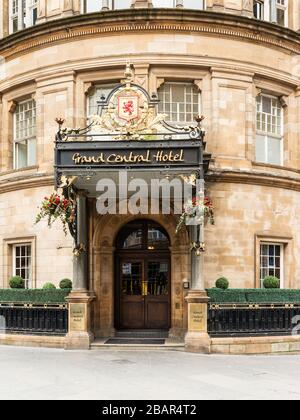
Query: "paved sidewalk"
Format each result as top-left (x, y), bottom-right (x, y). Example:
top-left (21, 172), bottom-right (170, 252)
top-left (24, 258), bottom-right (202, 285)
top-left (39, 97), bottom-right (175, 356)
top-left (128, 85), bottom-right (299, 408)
top-left (0, 346), bottom-right (299, 400)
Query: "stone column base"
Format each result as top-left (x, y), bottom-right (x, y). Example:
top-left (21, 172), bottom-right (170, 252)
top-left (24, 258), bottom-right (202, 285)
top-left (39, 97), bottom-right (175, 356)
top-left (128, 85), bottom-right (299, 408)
top-left (185, 290), bottom-right (211, 354)
top-left (65, 332), bottom-right (94, 350)
top-left (65, 290), bottom-right (96, 350)
top-left (185, 331), bottom-right (211, 354)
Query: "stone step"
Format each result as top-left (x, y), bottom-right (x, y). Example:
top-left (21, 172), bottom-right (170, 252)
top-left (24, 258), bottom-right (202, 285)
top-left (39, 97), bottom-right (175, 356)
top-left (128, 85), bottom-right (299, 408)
top-left (115, 330), bottom-right (169, 339)
top-left (91, 339), bottom-right (185, 351)
top-left (105, 338), bottom-right (166, 345)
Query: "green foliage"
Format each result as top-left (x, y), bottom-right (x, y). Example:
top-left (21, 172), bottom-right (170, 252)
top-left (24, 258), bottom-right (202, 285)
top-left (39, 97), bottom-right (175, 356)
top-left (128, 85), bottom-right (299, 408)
top-left (207, 289), bottom-right (248, 303)
top-left (9, 276), bottom-right (25, 289)
top-left (0, 289), bottom-right (70, 304)
top-left (207, 288), bottom-right (300, 304)
top-left (263, 276), bottom-right (280, 289)
top-left (59, 279), bottom-right (73, 290)
top-left (42, 283), bottom-right (56, 290)
top-left (215, 277), bottom-right (229, 290)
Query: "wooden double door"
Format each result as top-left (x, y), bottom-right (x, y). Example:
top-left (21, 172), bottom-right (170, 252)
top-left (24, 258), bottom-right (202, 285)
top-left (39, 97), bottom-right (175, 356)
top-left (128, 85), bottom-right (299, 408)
top-left (116, 254), bottom-right (171, 330)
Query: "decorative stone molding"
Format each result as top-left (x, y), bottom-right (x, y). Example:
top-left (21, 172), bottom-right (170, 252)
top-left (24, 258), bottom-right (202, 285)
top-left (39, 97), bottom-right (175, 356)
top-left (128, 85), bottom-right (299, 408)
top-left (207, 169), bottom-right (300, 192)
top-left (194, 79), bottom-right (203, 91)
top-left (279, 95), bottom-right (289, 108)
top-left (254, 87), bottom-right (262, 97)
top-left (1, 11), bottom-right (300, 60)
top-left (242, 0), bottom-right (253, 17)
top-left (156, 78), bottom-right (165, 91)
top-left (84, 82), bottom-right (95, 97)
top-left (8, 100), bottom-right (17, 114)
top-left (133, 64), bottom-right (150, 90)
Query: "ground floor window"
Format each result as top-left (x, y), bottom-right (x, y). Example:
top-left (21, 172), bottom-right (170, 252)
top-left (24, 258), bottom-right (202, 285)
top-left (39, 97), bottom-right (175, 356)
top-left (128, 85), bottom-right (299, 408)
top-left (13, 244), bottom-right (32, 289)
top-left (260, 243), bottom-right (283, 288)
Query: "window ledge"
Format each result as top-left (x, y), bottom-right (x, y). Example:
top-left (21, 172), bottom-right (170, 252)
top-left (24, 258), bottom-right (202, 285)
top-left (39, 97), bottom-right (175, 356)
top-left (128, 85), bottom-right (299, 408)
top-left (252, 161), bottom-right (296, 172)
top-left (0, 165), bottom-right (39, 177)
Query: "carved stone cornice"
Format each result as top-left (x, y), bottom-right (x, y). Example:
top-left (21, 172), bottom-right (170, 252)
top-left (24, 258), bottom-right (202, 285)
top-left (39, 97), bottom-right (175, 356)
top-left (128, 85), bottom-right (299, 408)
top-left (1, 167), bottom-right (300, 195)
top-left (0, 10), bottom-right (300, 60)
top-left (207, 169), bottom-right (300, 192)
top-left (0, 174), bottom-right (54, 194)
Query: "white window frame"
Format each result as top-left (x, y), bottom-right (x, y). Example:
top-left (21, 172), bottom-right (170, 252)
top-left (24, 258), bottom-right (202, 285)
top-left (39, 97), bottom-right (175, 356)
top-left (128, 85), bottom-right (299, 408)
top-left (12, 244), bottom-right (32, 289)
top-left (13, 98), bottom-right (37, 170)
top-left (9, 0), bottom-right (38, 33)
top-left (255, 93), bottom-right (284, 166)
top-left (158, 82), bottom-right (201, 125)
top-left (275, 0), bottom-right (288, 26)
top-left (26, 0), bottom-right (38, 28)
top-left (87, 83), bottom-right (116, 120)
top-left (253, 0), bottom-right (264, 20)
top-left (260, 242), bottom-right (284, 288)
top-left (268, 0), bottom-right (288, 26)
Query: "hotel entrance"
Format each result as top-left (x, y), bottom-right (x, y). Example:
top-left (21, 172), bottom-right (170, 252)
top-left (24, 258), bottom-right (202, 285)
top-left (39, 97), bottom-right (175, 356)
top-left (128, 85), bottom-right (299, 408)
top-left (115, 220), bottom-right (171, 330)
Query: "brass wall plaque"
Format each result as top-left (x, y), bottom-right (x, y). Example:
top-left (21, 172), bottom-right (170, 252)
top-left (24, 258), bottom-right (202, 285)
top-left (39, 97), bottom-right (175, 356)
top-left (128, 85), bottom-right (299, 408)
top-left (69, 303), bottom-right (86, 332)
top-left (189, 303), bottom-right (207, 332)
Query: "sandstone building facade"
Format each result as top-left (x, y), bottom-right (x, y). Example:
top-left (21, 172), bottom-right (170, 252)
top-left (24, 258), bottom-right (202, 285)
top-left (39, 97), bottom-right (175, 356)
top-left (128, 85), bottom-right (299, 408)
top-left (0, 0), bottom-right (299, 341)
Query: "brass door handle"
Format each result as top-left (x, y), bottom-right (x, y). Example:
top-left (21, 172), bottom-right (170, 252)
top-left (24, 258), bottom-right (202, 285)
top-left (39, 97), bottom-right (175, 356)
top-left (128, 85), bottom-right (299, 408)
top-left (142, 280), bottom-right (148, 296)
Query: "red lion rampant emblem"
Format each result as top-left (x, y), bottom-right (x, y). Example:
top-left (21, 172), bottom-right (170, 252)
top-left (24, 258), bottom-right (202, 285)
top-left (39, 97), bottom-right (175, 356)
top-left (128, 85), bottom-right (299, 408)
top-left (123, 100), bottom-right (134, 116)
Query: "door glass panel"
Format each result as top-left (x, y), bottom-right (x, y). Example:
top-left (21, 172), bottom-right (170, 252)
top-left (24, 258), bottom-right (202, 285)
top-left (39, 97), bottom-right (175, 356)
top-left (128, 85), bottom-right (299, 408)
top-left (121, 262), bottom-right (142, 296)
top-left (148, 226), bottom-right (169, 250)
top-left (122, 229), bottom-right (143, 249)
top-left (147, 262), bottom-right (169, 296)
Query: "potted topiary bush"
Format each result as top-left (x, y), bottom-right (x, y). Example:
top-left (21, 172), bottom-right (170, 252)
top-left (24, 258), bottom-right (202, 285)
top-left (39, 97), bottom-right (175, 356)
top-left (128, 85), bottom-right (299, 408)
top-left (263, 276), bottom-right (280, 289)
top-left (215, 277), bottom-right (229, 290)
top-left (43, 283), bottom-right (56, 290)
top-left (59, 279), bottom-right (72, 290)
top-left (9, 276), bottom-right (25, 289)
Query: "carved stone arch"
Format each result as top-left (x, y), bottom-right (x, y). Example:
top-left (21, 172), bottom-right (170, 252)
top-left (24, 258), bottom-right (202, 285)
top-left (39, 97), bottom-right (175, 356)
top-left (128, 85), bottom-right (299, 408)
top-left (91, 212), bottom-right (190, 339)
top-left (93, 212), bottom-right (189, 249)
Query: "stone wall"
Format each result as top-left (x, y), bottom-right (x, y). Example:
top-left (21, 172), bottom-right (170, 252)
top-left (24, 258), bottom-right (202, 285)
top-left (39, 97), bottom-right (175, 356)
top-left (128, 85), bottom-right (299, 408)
top-left (0, 186), bottom-right (73, 289)
top-left (0, 12), bottom-right (299, 293)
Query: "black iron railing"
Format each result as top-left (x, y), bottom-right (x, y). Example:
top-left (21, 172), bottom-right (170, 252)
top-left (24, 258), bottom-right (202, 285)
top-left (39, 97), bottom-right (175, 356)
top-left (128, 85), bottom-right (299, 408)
top-left (208, 303), bottom-right (300, 337)
top-left (0, 303), bottom-right (68, 336)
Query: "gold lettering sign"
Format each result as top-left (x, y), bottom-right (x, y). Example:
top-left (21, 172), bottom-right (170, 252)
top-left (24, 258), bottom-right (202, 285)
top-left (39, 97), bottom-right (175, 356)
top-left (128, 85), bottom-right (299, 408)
top-left (69, 303), bottom-right (86, 332)
top-left (189, 303), bottom-right (207, 332)
top-left (72, 150), bottom-right (185, 165)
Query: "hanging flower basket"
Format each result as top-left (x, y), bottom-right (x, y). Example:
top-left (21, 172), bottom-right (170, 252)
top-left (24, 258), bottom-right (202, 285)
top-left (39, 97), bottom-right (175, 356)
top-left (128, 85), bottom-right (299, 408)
top-left (176, 196), bottom-right (215, 234)
top-left (35, 193), bottom-right (76, 236)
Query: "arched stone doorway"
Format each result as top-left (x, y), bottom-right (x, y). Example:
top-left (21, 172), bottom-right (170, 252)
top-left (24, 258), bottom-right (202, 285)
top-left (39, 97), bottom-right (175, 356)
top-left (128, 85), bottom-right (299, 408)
top-left (115, 220), bottom-right (171, 330)
top-left (91, 213), bottom-right (190, 339)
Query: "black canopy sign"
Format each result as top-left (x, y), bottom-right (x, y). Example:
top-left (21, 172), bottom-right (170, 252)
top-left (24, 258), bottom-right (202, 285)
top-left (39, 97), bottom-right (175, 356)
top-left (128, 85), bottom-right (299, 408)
top-left (55, 140), bottom-right (205, 173)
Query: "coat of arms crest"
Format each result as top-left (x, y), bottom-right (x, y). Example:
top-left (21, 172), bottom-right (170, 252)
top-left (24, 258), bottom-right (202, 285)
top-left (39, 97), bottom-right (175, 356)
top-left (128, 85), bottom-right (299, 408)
top-left (118, 94), bottom-right (140, 122)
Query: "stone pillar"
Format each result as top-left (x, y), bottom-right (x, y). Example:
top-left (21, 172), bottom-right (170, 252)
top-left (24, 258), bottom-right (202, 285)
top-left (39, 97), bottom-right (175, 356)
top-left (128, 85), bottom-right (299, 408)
top-left (241, 0), bottom-right (253, 17)
top-left (185, 181), bottom-right (211, 353)
top-left (1, 0), bottom-right (9, 38)
top-left (65, 192), bottom-right (95, 350)
top-left (133, 0), bottom-right (153, 8)
top-left (207, 0), bottom-right (225, 12)
top-left (134, 64), bottom-right (150, 91)
top-left (62, 0), bottom-right (76, 17)
top-left (37, 0), bottom-right (47, 24)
